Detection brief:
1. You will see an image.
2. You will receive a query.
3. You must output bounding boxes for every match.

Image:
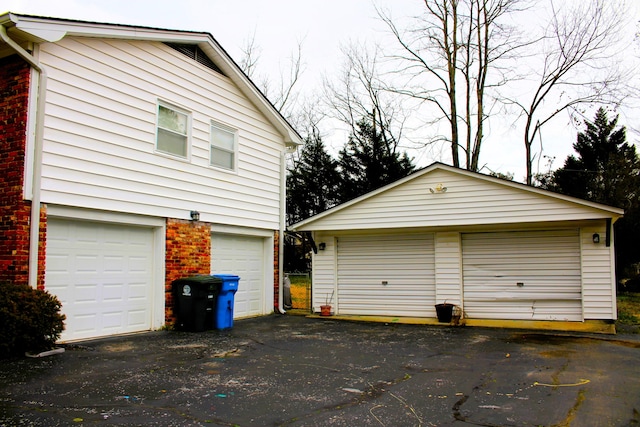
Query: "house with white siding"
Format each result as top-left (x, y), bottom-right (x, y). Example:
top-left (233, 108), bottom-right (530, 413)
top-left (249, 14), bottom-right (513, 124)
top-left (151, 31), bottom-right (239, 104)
top-left (0, 13), bottom-right (301, 341)
top-left (290, 163), bottom-right (623, 333)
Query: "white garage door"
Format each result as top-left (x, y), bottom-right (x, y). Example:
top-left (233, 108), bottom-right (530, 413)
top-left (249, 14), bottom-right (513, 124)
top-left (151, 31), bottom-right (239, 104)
top-left (337, 233), bottom-right (436, 316)
top-left (211, 234), bottom-right (265, 318)
top-left (46, 219), bottom-right (155, 341)
top-left (462, 229), bottom-right (582, 321)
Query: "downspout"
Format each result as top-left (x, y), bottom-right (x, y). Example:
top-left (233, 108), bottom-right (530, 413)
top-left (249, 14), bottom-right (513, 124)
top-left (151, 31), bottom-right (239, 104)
top-left (0, 25), bottom-right (47, 289)
top-left (278, 148), bottom-right (288, 314)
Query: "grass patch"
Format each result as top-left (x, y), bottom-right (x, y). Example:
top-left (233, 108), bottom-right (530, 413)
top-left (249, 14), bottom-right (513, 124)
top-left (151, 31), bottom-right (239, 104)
top-left (288, 275), bottom-right (310, 286)
top-left (287, 274), bottom-right (311, 309)
top-left (617, 292), bottom-right (640, 325)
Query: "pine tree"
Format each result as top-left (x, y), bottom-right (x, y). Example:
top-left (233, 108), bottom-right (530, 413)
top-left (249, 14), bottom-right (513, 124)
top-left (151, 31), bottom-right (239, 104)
top-left (286, 129), bottom-right (340, 225)
top-left (544, 107), bottom-right (640, 278)
top-left (337, 119), bottom-right (415, 203)
top-left (551, 108), bottom-right (638, 207)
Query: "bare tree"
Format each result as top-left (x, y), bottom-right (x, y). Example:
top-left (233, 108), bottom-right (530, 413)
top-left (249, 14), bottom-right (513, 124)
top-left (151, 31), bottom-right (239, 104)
top-left (379, 0), bottom-right (526, 171)
top-left (504, 0), bottom-right (627, 185)
top-left (323, 42), bottom-right (408, 157)
top-left (239, 29), bottom-right (262, 82)
top-left (238, 32), bottom-right (305, 122)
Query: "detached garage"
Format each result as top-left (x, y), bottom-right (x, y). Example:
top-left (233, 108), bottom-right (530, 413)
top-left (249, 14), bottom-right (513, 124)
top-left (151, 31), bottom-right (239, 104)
top-left (290, 163), bottom-right (623, 333)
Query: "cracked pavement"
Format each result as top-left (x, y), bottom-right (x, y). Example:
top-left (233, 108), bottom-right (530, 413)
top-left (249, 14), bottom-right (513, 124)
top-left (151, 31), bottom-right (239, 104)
top-left (1, 315), bottom-right (639, 426)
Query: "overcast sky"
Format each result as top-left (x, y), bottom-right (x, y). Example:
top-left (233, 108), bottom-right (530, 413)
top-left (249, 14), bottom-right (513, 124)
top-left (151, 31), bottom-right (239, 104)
top-left (4, 0), bottom-right (640, 181)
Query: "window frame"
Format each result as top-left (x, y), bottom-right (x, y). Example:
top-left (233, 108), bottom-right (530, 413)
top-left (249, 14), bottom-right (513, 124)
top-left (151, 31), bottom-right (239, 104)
top-left (209, 121), bottom-right (238, 172)
top-left (155, 101), bottom-right (191, 160)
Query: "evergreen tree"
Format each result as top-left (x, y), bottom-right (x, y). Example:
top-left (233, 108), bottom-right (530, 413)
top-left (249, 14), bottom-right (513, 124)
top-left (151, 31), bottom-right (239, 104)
top-left (337, 118), bottom-right (415, 203)
top-left (551, 108), bottom-right (638, 207)
top-left (286, 129), bottom-right (340, 225)
top-left (543, 107), bottom-right (640, 278)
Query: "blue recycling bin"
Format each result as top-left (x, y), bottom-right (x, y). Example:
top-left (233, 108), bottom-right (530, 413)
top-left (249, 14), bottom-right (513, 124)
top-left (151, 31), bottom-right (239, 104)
top-left (213, 274), bottom-right (239, 329)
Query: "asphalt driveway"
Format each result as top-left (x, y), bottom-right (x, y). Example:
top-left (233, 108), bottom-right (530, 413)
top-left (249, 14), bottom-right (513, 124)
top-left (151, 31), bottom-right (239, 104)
top-left (1, 315), bottom-right (639, 426)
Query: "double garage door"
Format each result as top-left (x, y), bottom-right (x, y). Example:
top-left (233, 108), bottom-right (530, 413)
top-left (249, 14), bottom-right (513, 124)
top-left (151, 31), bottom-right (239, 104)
top-left (46, 220), bottom-right (268, 342)
top-left (335, 230), bottom-right (582, 321)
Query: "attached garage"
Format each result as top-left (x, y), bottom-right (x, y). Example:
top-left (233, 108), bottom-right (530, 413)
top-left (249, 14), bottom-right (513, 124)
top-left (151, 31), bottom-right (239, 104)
top-left (336, 234), bottom-right (435, 316)
top-left (45, 218), bottom-right (159, 342)
top-left (461, 229), bottom-right (582, 321)
top-left (211, 233), bottom-right (269, 319)
top-left (291, 163), bottom-right (623, 332)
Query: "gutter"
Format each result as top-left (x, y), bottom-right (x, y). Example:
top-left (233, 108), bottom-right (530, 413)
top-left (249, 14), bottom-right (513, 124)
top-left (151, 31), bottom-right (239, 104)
top-left (0, 24), bottom-right (47, 289)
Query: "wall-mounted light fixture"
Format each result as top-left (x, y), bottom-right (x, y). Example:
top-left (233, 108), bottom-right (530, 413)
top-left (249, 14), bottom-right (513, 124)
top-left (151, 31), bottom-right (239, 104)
top-left (190, 210), bottom-right (200, 221)
top-left (318, 242), bottom-right (326, 251)
top-left (429, 183), bottom-right (447, 194)
top-left (592, 233), bottom-right (600, 244)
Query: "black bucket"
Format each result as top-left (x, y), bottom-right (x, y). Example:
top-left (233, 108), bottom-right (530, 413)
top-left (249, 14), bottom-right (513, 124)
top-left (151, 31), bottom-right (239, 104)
top-left (435, 303), bottom-right (455, 323)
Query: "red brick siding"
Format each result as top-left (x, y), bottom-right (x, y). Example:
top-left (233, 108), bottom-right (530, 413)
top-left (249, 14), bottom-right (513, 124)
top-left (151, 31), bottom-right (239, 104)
top-left (0, 54), bottom-right (46, 288)
top-left (164, 218), bottom-right (211, 324)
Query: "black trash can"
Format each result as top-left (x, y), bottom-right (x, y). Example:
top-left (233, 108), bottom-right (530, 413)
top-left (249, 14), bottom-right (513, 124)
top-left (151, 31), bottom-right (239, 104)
top-left (172, 276), bottom-right (222, 331)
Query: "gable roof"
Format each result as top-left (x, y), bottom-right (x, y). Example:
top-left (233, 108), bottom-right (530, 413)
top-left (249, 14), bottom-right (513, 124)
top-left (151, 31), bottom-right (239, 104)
top-left (0, 12), bottom-right (302, 147)
top-left (290, 162), bottom-right (624, 231)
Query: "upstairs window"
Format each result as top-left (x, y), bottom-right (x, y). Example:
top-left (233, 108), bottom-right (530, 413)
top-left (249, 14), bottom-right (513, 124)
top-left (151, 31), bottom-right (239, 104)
top-left (156, 103), bottom-right (190, 158)
top-left (210, 122), bottom-right (237, 171)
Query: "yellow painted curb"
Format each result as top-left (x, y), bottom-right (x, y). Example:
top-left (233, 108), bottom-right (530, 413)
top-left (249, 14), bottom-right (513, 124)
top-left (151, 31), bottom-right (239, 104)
top-left (305, 313), bottom-right (616, 334)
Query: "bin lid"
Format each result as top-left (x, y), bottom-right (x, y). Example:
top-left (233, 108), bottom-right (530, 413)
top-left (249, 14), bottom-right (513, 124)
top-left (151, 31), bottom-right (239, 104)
top-left (172, 275), bottom-right (222, 287)
top-left (212, 274), bottom-right (240, 280)
top-left (213, 274), bottom-right (239, 292)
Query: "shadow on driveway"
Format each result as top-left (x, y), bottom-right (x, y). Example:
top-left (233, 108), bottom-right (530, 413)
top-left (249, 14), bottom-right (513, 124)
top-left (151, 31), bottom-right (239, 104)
top-left (1, 315), bottom-right (639, 426)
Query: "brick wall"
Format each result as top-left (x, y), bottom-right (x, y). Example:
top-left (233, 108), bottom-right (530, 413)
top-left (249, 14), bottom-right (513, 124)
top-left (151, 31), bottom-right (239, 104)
top-left (164, 218), bottom-right (212, 324)
top-left (0, 54), bottom-right (46, 288)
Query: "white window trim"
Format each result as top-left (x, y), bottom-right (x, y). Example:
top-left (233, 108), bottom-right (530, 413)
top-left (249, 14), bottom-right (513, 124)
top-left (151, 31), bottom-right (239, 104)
top-left (155, 101), bottom-right (192, 160)
top-left (210, 121), bottom-right (238, 172)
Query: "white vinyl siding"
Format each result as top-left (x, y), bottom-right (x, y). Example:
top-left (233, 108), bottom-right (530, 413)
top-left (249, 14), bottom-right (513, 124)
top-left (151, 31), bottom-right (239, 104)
top-left (45, 218), bottom-right (156, 341)
top-left (211, 234), bottom-right (267, 318)
top-left (462, 230), bottom-right (582, 321)
top-left (210, 122), bottom-right (237, 170)
top-left (38, 37), bottom-right (284, 229)
top-left (435, 232), bottom-right (462, 305)
top-left (581, 224), bottom-right (617, 319)
top-left (336, 234), bottom-right (435, 316)
top-left (300, 168), bottom-right (617, 231)
top-left (310, 233), bottom-right (338, 313)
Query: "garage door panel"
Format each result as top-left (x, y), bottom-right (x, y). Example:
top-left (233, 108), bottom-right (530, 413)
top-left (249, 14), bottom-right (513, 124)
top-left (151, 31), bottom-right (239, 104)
top-left (46, 219), bottom-right (155, 341)
top-left (102, 283), bottom-right (125, 302)
top-left (337, 234), bottom-right (436, 317)
top-left (211, 234), bottom-right (265, 319)
top-left (462, 229), bottom-right (582, 321)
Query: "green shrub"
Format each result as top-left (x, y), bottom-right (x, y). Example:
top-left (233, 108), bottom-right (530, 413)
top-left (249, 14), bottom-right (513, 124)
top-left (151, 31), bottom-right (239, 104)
top-left (0, 282), bottom-right (66, 357)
